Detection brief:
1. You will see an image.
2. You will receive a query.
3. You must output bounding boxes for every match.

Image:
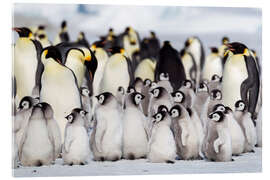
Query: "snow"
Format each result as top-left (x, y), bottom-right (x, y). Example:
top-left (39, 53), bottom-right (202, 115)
top-left (13, 148), bottom-right (261, 177)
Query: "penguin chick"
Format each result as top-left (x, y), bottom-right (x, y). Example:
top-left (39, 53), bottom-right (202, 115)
top-left (19, 104), bottom-right (54, 166)
top-left (40, 102), bottom-right (62, 160)
top-left (157, 72), bottom-right (174, 93)
top-left (205, 89), bottom-right (223, 126)
top-left (234, 100), bottom-right (257, 153)
top-left (62, 108), bottom-right (90, 165)
top-left (90, 92), bottom-right (122, 161)
top-left (207, 74), bottom-right (222, 92)
top-left (178, 79), bottom-right (196, 108)
top-left (202, 111), bottom-right (232, 162)
top-left (80, 87), bottom-right (92, 130)
top-left (123, 92), bottom-right (148, 160)
top-left (148, 107), bottom-right (177, 163)
top-left (170, 104), bottom-right (200, 160)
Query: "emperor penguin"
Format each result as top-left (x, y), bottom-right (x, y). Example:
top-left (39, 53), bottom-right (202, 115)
top-left (35, 25), bottom-right (51, 48)
top-left (134, 58), bottom-right (156, 81)
top-left (148, 107), bottom-right (177, 163)
top-left (206, 89), bottom-right (223, 120)
top-left (123, 26), bottom-right (140, 59)
top-left (212, 104), bottom-right (245, 155)
top-left (207, 74), bottom-right (222, 92)
top-left (80, 87), bottom-right (92, 129)
top-left (90, 92), bottom-right (122, 161)
top-left (234, 100), bottom-right (257, 153)
top-left (222, 42), bottom-right (260, 120)
top-left (77, 31), bottom-right (90, 47)
top-left (39, 46), bottom-right (82, 143)
top-left (180, 49), bottom-right (197, 82)
top-left (14, 96), bottom-right (37, 150)
top-left (178, 79), bottom-right (197, 108)
top-left (184, 37), bottom-right (205, 87)
top-left (123, 92), bottom-right (148, 160)
top-left (13, 27), bottom-right (43, 105)
top-left (141, 79), bottom-right (152, 116)
top-left (62, 108), bottom-right (90, 165)
top-left (218, 37), bottom-right (230, 58)
top-left (19, 104), bottom-right (54, 166)
top-left (53, 20), bottom-right (69, 45)
top-left (99, 47), bottom-right (134, 96)
top-left (155, 41), bottom-right (186, 90)
top-left (202, 47), bottom-right (223, 81)
top-left (202, 111), bottom-right (233, 162)
top-left (39, 102), bottom-right (62, 159)
top-left (169, 104), bottom-right (200, 160)
top-left (157, 72), bottom-right (174, 93)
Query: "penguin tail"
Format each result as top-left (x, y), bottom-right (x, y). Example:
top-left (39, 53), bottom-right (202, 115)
top-left (166, 160), bottom-right (175, 164)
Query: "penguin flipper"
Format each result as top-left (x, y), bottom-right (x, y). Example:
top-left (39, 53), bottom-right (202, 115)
top-left (95, 118), bottom-right (107, 153)
top-left (18, 126), bottom-right (28, 159)
top-left (125, 56), bottom-right (135, 86)
top-left (64, 127), bottom-right (74, 153)
top-left (188, 52), bottom-right (197, 82)
top-left (180, 126), bottom-right (188, 147)
top-left (213, 138), bottom-right (223, 154)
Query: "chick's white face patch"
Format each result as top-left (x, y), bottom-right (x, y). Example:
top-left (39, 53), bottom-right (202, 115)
top-left (171, 109), bottom-right (179, 118)
top-left (134, 94), bottom-right (142, 105)
top-left (98, 95), bottom-right (104, 104)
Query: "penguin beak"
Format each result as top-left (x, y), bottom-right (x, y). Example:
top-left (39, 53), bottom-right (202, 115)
top-left (85, 55), bottom-right (91, 62)
top-left (12, 27), bottom-right (21, 33)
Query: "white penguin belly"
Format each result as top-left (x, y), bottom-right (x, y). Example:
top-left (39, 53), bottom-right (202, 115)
top-left (134, 59), bottom-right (156, 81)
top-left (65, 59), bottom-right (85, 87)
top-left (182, 55), bottom-right (193, 80)
top-left (202, 56), bottom-right (222, 81)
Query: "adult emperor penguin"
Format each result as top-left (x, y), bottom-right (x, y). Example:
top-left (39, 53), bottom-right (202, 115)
top-left (123, 26), bottom-right (140, 59)
top-left (13, 27), bottom-right (43, 105)
top-left (148, 106), bottom-right (177, 163)
top-left (77, 31), bottom-right (90, 48)
top-left (170, 104), bottom-right (200, 160)
top-left (202, 111), bottom-right (233, 162)
top-left (90, 92), bottom-right (122, 161)
top-left (39, 102), bottom-right (62, 159)
top-left (39, 46), bottom-right (82, 143)
top-left (184, 37), bottom-right (205, 87)
top-left (99, 47), bottom-right (134, 96)
top-left (35, 25), bottom-right (51, 48)
top-left (218, 37), bottom-right (230, 58)
top-left (19, 104), bottom-right (54, 166)
top-left (62, 108), bottom-right (90, 165)
top-left (202, 47), bottom-right (223, 81)
top-left (53, 20), bottom-right (69, 45)
top-left (123, 92), bottom-right (148, 160)
top-left (234, 100), bottom-right (257, 153)
top-left (134, 58), bottom-right (156, 81)
top-left (155, 41), bottom-right (186, 90)
top-left (222, 42), bottom-right (260, 120)
top-left (180, 49), bottom-right (197, 82)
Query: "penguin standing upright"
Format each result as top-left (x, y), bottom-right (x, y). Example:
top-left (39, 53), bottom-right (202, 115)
top-left (77, 32), bottom-right (90, 47)
top-left (202, 47), bottom-right (223, 81)
top-left (35, 25), bottom-right (51, 48)
top-left (134, 58), bottom-right (156, 81)
top-left (123, 26), bottom-right (140, 59)
top-left (155, 41), bottom-right (186, 90)
top-left (184, 37), bottom-right (205, 87)
top-left (13, 27), bottom-right (43, 105)
top-left (218, 37), bottom-right (230, 58)
top-left (222, 42), bottom-right (260, 120)
top-left (141, 79), bottom-right (152, 116)
top-left (54, 20), bottom-right (69, 45)
top-left (39, 46), bottom-right (82, 143)
top-left (99, 47), bottom-right (134, 96)
top-left (180, 49), bottom-right (197, 82)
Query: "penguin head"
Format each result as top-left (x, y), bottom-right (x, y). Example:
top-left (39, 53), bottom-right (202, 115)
top-left (235, 100), bottom-right (246, 112)
top-left (197, 82), bottom-right (209, 92)
top-left (211, 74), bottom-right (221, 82)
top-left (209, 111), bottom-right (224, 122)
top-left (226, 42), bottom-right (248, 55)
top-left (143, 79), bottom-right (152, 87)
top-left (150, 87), bottom-right (165, 98)
top-left (13, 27), bottom-right (33, 39)
top-left (65, 108), bottom-right (88, 124)
top-left (38, 34), bottom-right (46, 40)
top-left (38, 102), bottom-right (54, 120)
top-left (152, 109), bottom-right (167, 124)
top-left (159, 72), bottom-right (169, 81)
top-left (42, 46), bottom-right (63, 65)
top-left (184, 37), bottom-right (198, 48)
top-left (18, 96), bottom-right (35, 111)
top-left (107, 46), bottom-right (125, 55)
top-left (171, 90), bottom-right (185, 103)
top-left (212, 104), bottom-right (226, 113)
top-left (150, 81), bottom-right (157, 89)
top-left (157, 105), bottom-right (169, 114)
top-left (95, 92), bottom-right (114, 105)
top-left (150, 31), bottom-right (156, 38)
top-left (65, 113), bottom-right (74, 123)
top-left (210, 89), bottom-right (222, 100)
top-left (72, 108), bottom-right (88, 118)
top-left (117, 86), bottom-right (125, 95)
top-left (126, 86), bottom-right (136, 94)
top-left (222, 37), bottom-right (230, 45)
top-left (169, 105), bottom-right (182, 118)
top-left (61, 20), bottom-right (67, 31)
top-left (182, 79), bottom-right (193, 89)
top-left (224, 106), bottom-right (233, 115)
top-left (163, 41), bottom-right (172, 48)
top-left (210, 47), bottom-right (219, 54)
top-left (80, 87), bottom-right (90, 97)
top-left (131, 92), bottom-right (145, 105)
top-left (78, 32), bottom-right (85, 41)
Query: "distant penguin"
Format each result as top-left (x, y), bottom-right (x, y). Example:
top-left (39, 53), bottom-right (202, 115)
top-left (35, 25), bottom-right (51, 48)
top-left (184, 37), bottom-right (205, 87)
top-left (218, 37), bottom-right (230, 58)
top-left (134, 58), bottom-right (156, 81)
top-left (157, 72), bottom-right (174, 93)
top-left (141, 79), bottom-right (152, 116)
top-left (54, 20), bottom-right (69, 45)
top-left (19, 104), bottom-right (54, 166)
top-left (148, 107), bottom-right (176, 163)
top-left (234, 100), bottom-right (257, 153)
top-left (39, 46), bottom-right (82, 143)
top-left (147, 31), bottom-right (160, 59)
top-left (39, 102), bottom-right (62, 159)
top-left (80, 87), bottom-right (92, 129)
top-left (202, 47), bottom-right (223, 81)
top-left (222, 42), bottom-right (260, 121)
top-left (207, 74), bottom-right (222, 92)
top-left (170, 104), bottom-right (200, 160)
top-left (203, 111), bottom-right (233, 162)
top-left (13, 27), bottom-right (43, 105)
top-left (123, 26), bottom-right (140, 59)
top-left (91, 92), bottom-right (122, 161)
top-left (77, 31), bottom-right (90, 47)
top-left (62, 108), bottom-right (90, 165)
top-left (99, 47), bottom-right (134, 96)
top-left (155, 41), bottom-right (186, 90)
top-left (180, 49), bottom-right (197, 82)
top-left (123, 92), bottom-right (148, 160)
top-left (178, 80), bottom-right (197, 108)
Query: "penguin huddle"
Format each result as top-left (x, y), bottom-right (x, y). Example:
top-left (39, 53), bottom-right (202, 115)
top-left (12, 21), bottom-right (261, 168)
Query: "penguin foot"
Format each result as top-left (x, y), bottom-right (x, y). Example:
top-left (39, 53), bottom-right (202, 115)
top-left (111, 156), bottom-right (120, 162)
top-left (128, 154), bottom-right (135, 160)
top-left (251, 150), bottom-right (255, 153)
top-left (231, 159), bottom-right (235, 162)
top-left (35, 160), bottom-right (42, 167)
top-left (80, 162), bottom-right (85, 165)
top-left (197, 156), bottom-right (204, 160)
top-left (100, 157), bottom-right (105, 162)
top-left (166, 160), bottom-right (175, 164)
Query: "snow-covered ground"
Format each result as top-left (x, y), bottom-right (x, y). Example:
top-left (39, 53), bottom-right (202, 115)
top-left (13, 148), bottom-right (261, 177)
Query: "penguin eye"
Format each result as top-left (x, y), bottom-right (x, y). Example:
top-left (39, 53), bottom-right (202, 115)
top-left (212, 114), bottom-right (220, 121)
top-left (156, 114), bottom-right (162, 121)
top-left (22, 101), bottom-right (29, 109)
top-left (171, 109), bottom-right (179, 118)
top-left (80, 110), bottom-right (86, 117)
top-left (67, 115), bottom-right (73, 122)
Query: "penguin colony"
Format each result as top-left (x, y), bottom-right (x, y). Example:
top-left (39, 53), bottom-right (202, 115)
top-left (12, 21), bottom-right (262, 168)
